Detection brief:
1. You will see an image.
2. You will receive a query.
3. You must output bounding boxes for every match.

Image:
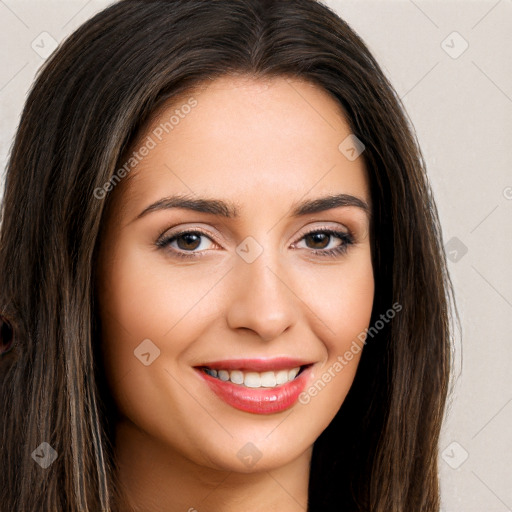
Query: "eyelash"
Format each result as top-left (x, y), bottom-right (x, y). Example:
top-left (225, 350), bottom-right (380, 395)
top-left (156, 227), bottom-right (355, 260)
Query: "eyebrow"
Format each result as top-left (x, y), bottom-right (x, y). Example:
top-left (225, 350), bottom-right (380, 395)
top-left (133, 193), bottom-right (371, 222)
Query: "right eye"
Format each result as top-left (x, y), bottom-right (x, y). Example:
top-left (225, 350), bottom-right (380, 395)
top-left (156, 229), bottom-right (219, 259)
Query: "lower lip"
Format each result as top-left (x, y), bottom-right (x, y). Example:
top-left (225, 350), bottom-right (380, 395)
top-left (195, 366), bottom-right (312, 414)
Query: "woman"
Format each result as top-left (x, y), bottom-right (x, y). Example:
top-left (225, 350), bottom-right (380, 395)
top-left (0, 1), bottom-right (456, 510)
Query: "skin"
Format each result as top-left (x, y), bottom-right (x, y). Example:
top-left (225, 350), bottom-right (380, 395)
top-left (95, 75), bottom-right (374, 512)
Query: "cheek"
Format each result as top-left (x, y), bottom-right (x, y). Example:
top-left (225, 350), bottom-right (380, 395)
top-left (96, 247), bottom-right (189, 434)
top-left (332, 268), bottom-right (375, 347)
top-left (96, 240), bottom-right (223, 396)
top-left (96, 241), bottom-right (171, 390)
top-left (296, 252), bottom-right (374, 353)
top-left (293, 253), bottom-right (374, 415)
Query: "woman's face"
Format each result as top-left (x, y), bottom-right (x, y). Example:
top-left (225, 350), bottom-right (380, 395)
top-left (96, 75), bottom-right (374, 473)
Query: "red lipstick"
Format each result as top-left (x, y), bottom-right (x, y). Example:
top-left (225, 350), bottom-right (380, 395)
top-left (194, 358), bottom-right (314, 414)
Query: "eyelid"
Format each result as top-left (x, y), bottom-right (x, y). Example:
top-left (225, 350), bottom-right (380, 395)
top-left (294, 223), bottom-right (351, 240)
top-left (157, 224), bottom-right (221, 243)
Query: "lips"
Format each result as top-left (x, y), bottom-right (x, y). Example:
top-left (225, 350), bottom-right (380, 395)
top-left (193, 357), bottom-right (314, 414)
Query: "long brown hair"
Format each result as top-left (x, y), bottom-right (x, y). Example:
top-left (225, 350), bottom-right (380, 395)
top-left (0, 1), bottom-right (456, 510)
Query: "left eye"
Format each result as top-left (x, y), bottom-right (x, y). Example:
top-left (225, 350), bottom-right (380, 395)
top-left (295, 231), bottom-right (346, 251)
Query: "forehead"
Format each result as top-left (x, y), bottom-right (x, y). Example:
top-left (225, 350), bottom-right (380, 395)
top-left (111, 75), bottom-right (370, 219)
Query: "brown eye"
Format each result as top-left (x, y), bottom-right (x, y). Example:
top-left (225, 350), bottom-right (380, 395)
top-left (294, 229), bottom-right (354, 258)
top-left (156, 229), bottom-right (216, 259)
top-left (175, 233), bottom-right (202, 251)
top-left (304, 232), bottom-right (332, 250)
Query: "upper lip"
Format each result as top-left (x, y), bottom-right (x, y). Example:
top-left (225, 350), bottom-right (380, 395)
top-left (195, 357), bottom-right (314, 372)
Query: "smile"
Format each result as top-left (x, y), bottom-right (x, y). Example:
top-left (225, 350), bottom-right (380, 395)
top-left (194, 359), bottom-right (314, 414)
top-left (201, 366), bottom-right (303, 388)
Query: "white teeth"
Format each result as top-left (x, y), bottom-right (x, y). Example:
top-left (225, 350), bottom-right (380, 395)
top-left (276, 370), bottom-right (289, 385)
top-left (260, 371), bottom-right (277, 387)
top-left (288, 367), bottom-right (300, 380)
top-left (203, 366), bottom-right (302, 388)
top-left (244, 372), bottom-right (261, 388)
top-left (217, 370), bottom-right (230, 381)
top-left (230, 370), bottom-right (244, 385)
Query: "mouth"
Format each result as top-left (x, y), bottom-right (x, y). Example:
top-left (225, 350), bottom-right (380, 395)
top-left (193, 358), bottom-right (315, 414)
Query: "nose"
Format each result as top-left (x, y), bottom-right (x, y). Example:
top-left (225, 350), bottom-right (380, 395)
top-left (225, 251), bottom-right (298, 342)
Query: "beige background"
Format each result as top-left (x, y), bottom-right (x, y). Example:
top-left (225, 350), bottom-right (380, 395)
top-left (1, 1), bottom-right (511, 510)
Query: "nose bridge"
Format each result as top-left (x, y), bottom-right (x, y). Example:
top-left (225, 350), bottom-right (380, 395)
top-left (226, 239), bottom-right (297, 340)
